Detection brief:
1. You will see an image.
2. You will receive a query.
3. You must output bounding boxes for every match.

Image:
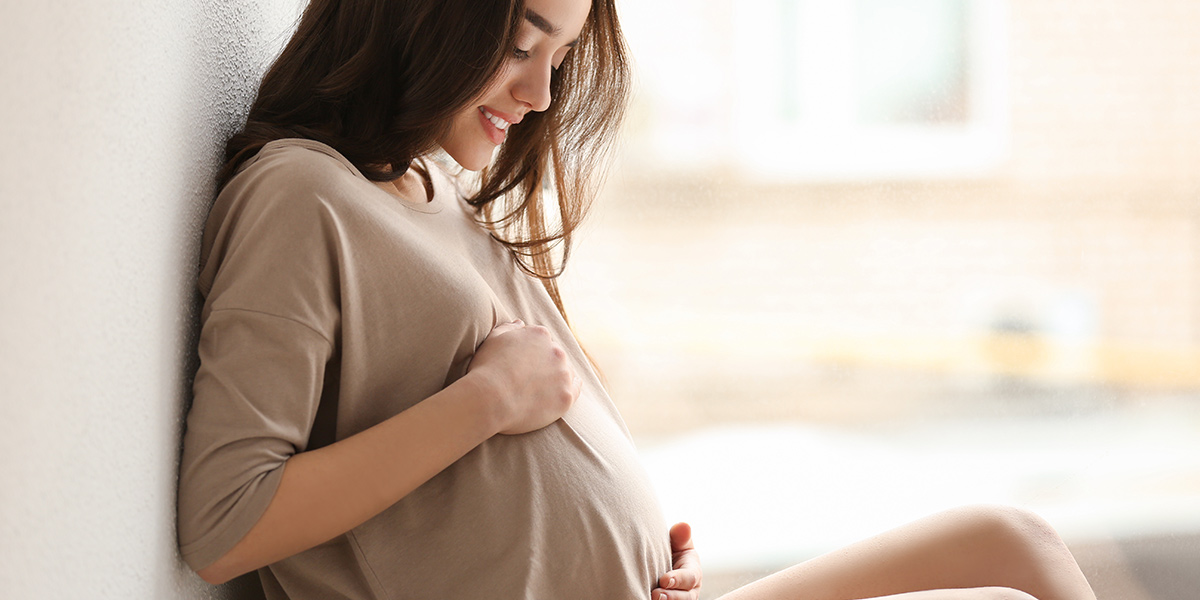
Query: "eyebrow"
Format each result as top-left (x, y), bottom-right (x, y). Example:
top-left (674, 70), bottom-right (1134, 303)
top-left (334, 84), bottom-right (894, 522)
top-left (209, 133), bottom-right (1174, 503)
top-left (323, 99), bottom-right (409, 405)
top-left (524, 9), bottom-right (579, 47)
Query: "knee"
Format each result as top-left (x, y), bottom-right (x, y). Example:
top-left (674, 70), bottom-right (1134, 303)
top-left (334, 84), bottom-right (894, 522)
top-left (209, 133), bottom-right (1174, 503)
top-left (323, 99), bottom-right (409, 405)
top-left (958, 504), bottom-right (1081, 587)
top-left (949, 506), bottom-right (1092, 600)
top-left (959, 504), bottom-right (1066, 552)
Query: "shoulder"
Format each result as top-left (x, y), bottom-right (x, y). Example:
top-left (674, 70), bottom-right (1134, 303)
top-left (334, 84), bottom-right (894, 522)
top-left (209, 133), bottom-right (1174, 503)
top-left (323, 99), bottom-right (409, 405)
top-left (226, 138), bottom-right (364, 209)
top-left (206, 139), bottom-right (373, 240)
top-left (251, 138), bottom-right (362, 179)
top-left (199, 139), bottom-right (368, 297)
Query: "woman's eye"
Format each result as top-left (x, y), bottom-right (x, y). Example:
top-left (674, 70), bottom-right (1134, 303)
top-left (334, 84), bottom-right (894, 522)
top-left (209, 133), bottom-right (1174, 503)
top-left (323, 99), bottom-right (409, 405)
top-left (512, 47), bottom-right (531, 60)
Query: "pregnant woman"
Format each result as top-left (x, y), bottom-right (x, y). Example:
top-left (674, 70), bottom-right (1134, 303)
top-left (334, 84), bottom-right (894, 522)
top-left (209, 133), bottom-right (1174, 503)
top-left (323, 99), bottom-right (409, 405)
top-left (177, 0), bottom-right (1098, 599)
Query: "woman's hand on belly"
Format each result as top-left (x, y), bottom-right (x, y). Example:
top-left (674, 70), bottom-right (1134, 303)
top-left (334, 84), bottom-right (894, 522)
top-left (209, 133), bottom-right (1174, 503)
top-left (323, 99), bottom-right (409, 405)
top-left (652, 522), bottom-right (704, 600)
top-left (468, 320), bottom-right (581, 435)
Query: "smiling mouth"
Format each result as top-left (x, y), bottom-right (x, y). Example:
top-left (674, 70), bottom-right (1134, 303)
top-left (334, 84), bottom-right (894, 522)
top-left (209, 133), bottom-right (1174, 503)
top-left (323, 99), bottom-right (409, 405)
top-left (480, 107), bottom-right (512, 131)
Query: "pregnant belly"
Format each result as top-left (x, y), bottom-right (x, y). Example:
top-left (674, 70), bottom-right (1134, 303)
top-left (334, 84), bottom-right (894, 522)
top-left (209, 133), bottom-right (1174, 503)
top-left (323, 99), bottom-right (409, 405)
top-left (348, 408), bottom-right (672, 598)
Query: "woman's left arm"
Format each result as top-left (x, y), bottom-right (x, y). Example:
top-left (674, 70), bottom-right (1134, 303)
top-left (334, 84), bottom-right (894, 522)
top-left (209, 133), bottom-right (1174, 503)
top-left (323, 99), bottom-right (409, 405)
top-left (652, 522), bottom-right (703, 600)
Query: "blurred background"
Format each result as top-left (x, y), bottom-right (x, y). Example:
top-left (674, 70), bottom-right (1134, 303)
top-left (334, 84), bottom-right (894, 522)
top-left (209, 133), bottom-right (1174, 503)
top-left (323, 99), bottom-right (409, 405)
top-left (1, 0), bottom-right (1194, 598)
top-left (561, 0), bottom-right (1200, 597)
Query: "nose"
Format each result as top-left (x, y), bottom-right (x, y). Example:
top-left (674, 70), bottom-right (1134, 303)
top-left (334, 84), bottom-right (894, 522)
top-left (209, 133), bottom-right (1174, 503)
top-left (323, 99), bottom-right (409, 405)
top-left (510, 60), bottom-right (554, 113)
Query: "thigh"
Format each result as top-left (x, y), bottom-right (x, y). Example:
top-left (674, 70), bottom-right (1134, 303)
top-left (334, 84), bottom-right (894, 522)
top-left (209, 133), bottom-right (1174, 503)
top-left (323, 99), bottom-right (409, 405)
top-left (715, 505), bottom-right (1094, 600)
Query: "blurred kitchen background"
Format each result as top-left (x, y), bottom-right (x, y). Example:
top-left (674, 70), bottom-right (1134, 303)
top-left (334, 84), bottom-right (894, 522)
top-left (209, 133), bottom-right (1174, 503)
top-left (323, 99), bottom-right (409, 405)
top-left (560, 0), bottom-right (1200, 598)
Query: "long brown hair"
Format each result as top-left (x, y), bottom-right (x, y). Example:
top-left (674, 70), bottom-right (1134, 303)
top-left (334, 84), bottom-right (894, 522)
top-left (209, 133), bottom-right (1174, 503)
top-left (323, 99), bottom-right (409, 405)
top-left (221, 0), bottom-right (631, 321)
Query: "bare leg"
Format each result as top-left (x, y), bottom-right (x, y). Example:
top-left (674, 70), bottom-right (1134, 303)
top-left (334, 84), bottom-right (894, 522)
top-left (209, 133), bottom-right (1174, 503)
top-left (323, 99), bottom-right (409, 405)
top-left (852, 590), bottom-right (1036, 600)
top-left (716, 505), bottom-right (1096, 600)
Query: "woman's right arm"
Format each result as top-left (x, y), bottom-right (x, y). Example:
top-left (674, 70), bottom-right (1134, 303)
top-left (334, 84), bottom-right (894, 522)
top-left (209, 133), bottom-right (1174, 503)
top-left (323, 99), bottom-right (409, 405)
top-left (195, 320), bottom-right (580, 585)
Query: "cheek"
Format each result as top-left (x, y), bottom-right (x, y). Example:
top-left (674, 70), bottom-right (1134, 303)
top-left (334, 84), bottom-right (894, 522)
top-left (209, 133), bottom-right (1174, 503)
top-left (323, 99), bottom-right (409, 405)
top-left (455, 110), bottom-right (475, 137)
top-left (444, 110), bottom-right (477, 147)
top-left (438, 109), bottom-right (497, 171)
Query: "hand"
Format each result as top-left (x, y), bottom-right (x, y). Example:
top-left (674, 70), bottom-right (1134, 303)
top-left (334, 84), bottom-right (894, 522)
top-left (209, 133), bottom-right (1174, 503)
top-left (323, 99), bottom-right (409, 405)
top-left (467, 320), bottom-right (581, 435)
top-left (652, 522), bottom-right (703, 600)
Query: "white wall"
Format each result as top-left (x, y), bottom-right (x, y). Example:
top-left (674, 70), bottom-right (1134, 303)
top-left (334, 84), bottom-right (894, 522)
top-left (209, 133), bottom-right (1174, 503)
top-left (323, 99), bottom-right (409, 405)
top-left (0, 1), bottom-right (302, 597)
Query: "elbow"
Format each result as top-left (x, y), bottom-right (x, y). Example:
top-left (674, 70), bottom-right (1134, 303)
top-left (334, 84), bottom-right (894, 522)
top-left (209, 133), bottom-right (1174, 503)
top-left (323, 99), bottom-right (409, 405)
top-left (196, 565), bottom-right (230, 586)
top-left (195, 554), bottom-right (242, 586)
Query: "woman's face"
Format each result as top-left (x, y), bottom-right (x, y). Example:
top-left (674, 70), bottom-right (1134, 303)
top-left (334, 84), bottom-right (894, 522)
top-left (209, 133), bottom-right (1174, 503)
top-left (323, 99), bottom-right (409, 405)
top-left (438, 0), bottom-right (592, 171)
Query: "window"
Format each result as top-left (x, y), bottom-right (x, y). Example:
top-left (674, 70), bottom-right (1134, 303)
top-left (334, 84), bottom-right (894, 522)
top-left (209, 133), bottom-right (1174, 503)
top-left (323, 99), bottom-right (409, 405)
top-left (628, 0), bottom-right (1010, 180)
top-left (570, 0), bottom-right (1200, 596)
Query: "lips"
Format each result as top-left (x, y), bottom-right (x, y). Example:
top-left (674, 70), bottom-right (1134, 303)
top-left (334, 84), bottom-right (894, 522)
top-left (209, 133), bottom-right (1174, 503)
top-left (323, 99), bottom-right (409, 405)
top-left (480, 107), bottom-right (512, 131)
top-left (477, 106), bottom-right (522, 145)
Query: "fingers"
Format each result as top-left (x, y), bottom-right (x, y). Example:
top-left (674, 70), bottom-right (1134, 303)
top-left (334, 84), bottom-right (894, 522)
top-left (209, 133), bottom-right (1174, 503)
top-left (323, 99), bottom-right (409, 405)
top-left (475, 318), bottom-right (581, 435)
top-left (657, 568), bottom-right (700, 592)
top-left (662, 522), bottom-right (702, 594)
top-left (489, 319), bottom-right (525, 336)
top-left (650, 587), bottom-right (699, 600)
top-left (570, 373), bottom-right (583, 400)
top-left (669, 522), bottom-right (694, 552)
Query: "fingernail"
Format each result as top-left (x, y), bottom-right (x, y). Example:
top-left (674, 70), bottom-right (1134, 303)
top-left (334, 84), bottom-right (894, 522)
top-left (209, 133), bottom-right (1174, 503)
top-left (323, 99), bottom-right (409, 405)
top-left (659, 594), bottom-right (667, 600)
top-left (668, 577), bottom-right (675, 588)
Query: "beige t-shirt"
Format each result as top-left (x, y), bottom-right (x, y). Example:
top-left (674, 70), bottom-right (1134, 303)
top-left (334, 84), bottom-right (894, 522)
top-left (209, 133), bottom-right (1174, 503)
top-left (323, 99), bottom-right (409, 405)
top-left (177, 139), bottom-right (672, 599)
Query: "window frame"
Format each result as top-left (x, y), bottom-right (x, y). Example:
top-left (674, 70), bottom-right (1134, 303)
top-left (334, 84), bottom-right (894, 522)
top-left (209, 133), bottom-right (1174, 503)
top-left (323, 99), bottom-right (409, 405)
top-left (727, 0), bottom-right (1012, 181)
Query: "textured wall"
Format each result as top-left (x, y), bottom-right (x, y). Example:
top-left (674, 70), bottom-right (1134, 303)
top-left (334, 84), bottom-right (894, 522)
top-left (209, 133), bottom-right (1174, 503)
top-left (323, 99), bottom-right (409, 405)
top-left (0, 1), bottom-right (302, 598)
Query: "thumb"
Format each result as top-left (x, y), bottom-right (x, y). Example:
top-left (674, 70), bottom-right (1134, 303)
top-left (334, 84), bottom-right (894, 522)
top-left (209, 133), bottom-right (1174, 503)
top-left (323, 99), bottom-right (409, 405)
top-left (570, 373), bottom-right (583, 400)
top-left (669, 522), bottom-right (694, 551)
top-left (489, 319), bottom-right (526, 337)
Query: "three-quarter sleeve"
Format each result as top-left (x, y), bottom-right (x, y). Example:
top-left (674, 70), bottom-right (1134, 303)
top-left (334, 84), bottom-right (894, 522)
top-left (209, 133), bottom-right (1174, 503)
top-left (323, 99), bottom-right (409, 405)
top-left (178, 311), bottom-right (333, 570)
top-left (177, 154), bottom-right (345, 572)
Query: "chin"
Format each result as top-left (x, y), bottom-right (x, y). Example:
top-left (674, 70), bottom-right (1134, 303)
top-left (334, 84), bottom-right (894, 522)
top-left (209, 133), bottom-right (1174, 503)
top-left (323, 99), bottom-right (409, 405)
top-left (443, 145), bottom-right (497, 172)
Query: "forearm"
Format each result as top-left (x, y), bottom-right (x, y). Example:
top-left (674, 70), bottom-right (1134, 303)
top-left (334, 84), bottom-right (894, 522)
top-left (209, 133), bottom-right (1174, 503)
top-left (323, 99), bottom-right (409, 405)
top-left (196, 373), bottom-right (501, 585)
